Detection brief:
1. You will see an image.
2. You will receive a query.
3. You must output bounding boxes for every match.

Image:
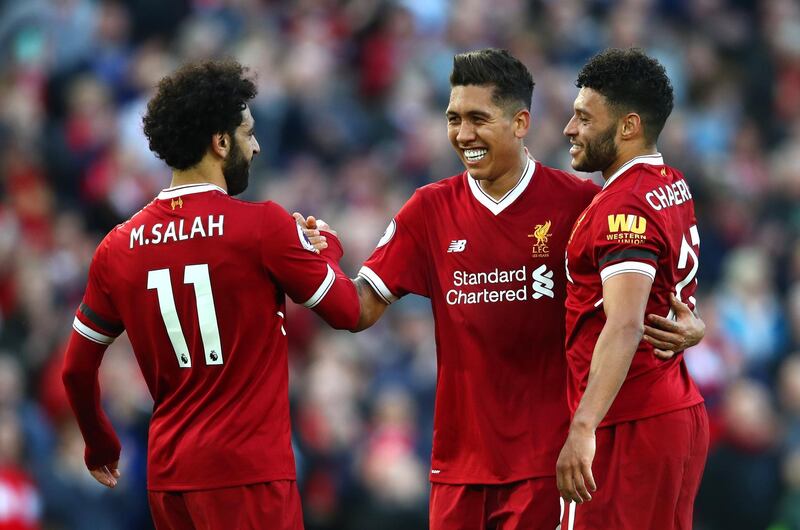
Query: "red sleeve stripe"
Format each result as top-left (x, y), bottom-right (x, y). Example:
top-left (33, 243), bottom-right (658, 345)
top-left (79, 303), bottom-right (124, 335)
top-left (73, 317), bottom-right (116, 345)
top-left (600, 261), bottom-right (656, 283)
top-left (357, 266), bottom-right (398, 304)
top-left (302, 264), bottom-right (335, 308)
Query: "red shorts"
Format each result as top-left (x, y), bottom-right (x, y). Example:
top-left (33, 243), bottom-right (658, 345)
top-left (561, 403), bottom-right (709, 530)
top-left (148, 480), bottom-right (303, 530)
top-left (430, 476), bottom-right (560, 530)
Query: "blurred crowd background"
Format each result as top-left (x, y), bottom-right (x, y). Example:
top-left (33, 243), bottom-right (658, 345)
top-left (0, 0), bottom-right (796, 528)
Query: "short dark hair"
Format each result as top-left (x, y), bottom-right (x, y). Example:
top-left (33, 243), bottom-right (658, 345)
top-left (576, 48), bottom-right (673, 145)
top-left (143, 59), bottom-right (257, 170)
top-left (450, 48), bottom-right (534, 113)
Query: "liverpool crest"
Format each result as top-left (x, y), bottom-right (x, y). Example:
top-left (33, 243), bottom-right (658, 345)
top-left (528, 220), bottom-right (552, 258)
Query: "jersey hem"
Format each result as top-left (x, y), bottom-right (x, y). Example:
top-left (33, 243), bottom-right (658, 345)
top-left (429, 468), bottom-right (556, 485)
top-left (596, 395), bottom-right (705, 428)
top-left (147, 472), bottom-right (297, 492)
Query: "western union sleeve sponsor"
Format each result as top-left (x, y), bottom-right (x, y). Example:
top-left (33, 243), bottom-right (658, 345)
top-left (607, 214), bottom-right (647, 234)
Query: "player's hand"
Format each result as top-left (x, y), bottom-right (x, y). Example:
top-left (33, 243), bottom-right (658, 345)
top-left (292, 212), bottom-right (337, 252)
top-left (643, 294), bottom-right (705, 360)
top-left (556, 426), bottom-right (597, 504)
top-left (89, 460), bottom-right (121, 489)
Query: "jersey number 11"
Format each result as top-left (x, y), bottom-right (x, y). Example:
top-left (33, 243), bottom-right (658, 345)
top-left (147, 264), bottom-right (223, 368)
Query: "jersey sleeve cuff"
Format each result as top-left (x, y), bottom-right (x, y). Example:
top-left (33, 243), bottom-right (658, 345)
top-left (320, 232), bottom-right (344, 262)
top-left (357, 266), bottom-right (398, 304)
top-left (600, 261), bottom-right (656, 283)
top-left (73, 317), bottom-right (118, 345)
top-left (303, 264), bottom-right (335, 308)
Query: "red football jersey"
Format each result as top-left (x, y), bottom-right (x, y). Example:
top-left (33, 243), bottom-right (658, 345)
top-left (564, 154), bottom-right (704, 426)
top-left (361, 159), bottom-right (599, 484)
top-left (71, 183), bottom-right (356, 490)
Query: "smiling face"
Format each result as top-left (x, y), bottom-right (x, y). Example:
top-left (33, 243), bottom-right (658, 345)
top-left (446, 84), bottom-right (529, 188)
top-left (563, 87), bottom-right (620, 174)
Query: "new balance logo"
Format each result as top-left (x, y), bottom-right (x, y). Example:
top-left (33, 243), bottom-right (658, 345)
top-left (447, 240), bottom-right (467, 253)
top-left (531, 264), bottom-right (555, 299)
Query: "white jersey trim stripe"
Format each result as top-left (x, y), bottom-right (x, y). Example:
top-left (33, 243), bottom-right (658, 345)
top-left (157, 183), bottom-right (227, 200)
top-left (303, 264), bottom-right (335, 308)
top-left (357, 266), bottom-right (398, 304)
top-left (600, 261), bottom-right (656, 283)
top-left (467, 157), bottom-right (536, 216)
top-left (568, 501), bottom-right (576, 530)
top-left (603, 153), bottom-right (664, 189)
top-left (73, 317), bottom-right (115, 345)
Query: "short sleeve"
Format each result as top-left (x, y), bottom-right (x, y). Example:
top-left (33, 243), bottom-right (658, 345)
top-left (260, 203), bottom-right (342, 308)
top-left (74, 238), bottom-right (125, 345)
top-left (358, 190), bottom-right (430, 303)
top-left (592, 195), bottom-right (665, 284)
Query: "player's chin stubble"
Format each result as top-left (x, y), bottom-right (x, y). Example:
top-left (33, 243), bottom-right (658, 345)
top-left (574, 124), bottom-right (618, 173)
top-left (223, 142), bottom-right (250, 196)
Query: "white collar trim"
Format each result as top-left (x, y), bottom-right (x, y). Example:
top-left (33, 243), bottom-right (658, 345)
top-left (467, 158), bottom-right (536, 216)
top-left (157, 183), bottom-right (227, 200)
top-left (603, 153), bottom-right (664, 189)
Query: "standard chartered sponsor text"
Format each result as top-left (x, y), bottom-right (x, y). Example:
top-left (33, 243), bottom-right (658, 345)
top-left (447, 266), bottom-right (534, 305)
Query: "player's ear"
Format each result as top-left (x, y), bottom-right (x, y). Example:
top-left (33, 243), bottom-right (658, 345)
top-left (513, 108), bottom-right (531, 139)
top-left (211, 132), bottom-right (231, 158)
top-left (620, 112), bottom-right (642, 141)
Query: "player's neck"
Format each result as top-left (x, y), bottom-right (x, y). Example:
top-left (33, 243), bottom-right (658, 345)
top-left (169, 158), bottom-right (228, 193)
top-left (601, 144), bottom-right (658, 181)
top-left (479, 148), bottom-right (528, 201)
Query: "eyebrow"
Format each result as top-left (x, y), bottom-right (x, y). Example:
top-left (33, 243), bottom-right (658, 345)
top-left (446, 110), bottom-right (492, 119)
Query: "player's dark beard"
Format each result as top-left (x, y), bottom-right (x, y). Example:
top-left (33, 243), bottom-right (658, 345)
top-left (222, 141), bottom-right (250, 196)
top-left (575, 123), bottom-right (618, 173)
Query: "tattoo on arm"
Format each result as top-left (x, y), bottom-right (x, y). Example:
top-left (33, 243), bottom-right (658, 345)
top-left (354, 276), bottom-right (371, 298)
top-left (352, 276), bottom-right (388, 330)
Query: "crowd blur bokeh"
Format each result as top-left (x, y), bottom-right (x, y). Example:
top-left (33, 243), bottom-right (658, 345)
top-left (0, 0), bottom-right (797, 528)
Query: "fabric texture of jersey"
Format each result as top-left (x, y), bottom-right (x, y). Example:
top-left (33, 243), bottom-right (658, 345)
top-left (564, 154), bottom-right (704, 426)
top-left (148, 480), bottom-right (304, 530)
top-left (361, 160), bottom-right (600, 484)
top-left (72, 183), bottom-right (350, 490)
top-left (560, 404), bottom-right (709, 530)
top-left (430, 478), bottom-right (560, 530)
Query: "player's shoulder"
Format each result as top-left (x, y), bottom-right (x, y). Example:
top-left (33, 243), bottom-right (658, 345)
top-left (102, 197), bottom-right (158, 246)
top-left (416, 172), bottom-right (465, 197)
top-left (226, 196), bottom-right (287, 216)
top-left (397, 172), bottom-right (465, 214)
top-left (536, 162), bottom-right (599, 191)
top-left (534, 162), bottom-right (600, 210)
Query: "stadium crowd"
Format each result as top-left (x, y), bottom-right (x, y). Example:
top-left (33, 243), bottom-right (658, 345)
top-left (0, 0), bottom-right (797, 528)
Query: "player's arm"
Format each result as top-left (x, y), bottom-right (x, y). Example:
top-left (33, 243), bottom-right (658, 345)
top-left (267, 209), bottom-right (360, 330)
top-left (300, 237), bottom-right (361, 330)
top-left (62, 241), bottom-right (125, 489)
top-left (62, 328), bottom-right (122, 489)
top-left (293, 213), bottom-right (389, 332)
top-left (556, 272), bottom-right (652, 504)
top-left (643, 294), bottom-right (705, 359)
top-left (352, 276), bottom-right (388, 331)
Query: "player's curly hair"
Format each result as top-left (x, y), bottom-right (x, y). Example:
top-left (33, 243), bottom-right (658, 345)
top-left (142, 60), bottom-right (257, 170)
top-left (576, 48), bottom-right (673, 146)
top-left (450, 48), bottom-right (534, 113)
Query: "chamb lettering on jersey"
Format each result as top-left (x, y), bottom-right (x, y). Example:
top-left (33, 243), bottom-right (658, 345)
top-left (645, 179), bottom-right (693, 211)
top-left (129, 215), bottom-right (225, 249)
